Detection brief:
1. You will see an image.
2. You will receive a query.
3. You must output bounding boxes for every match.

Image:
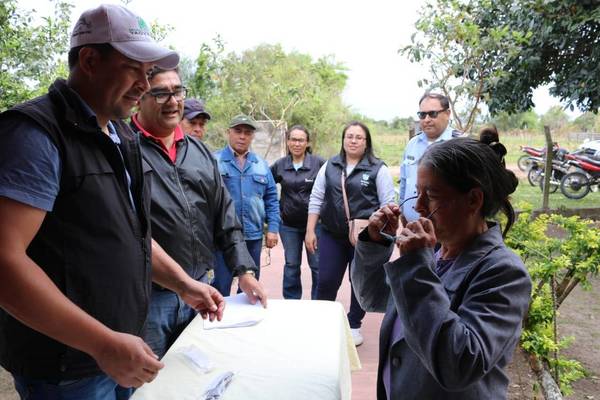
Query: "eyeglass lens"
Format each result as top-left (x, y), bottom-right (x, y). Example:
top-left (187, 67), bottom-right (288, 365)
top-left (417, 109), bottom-right (446, 120)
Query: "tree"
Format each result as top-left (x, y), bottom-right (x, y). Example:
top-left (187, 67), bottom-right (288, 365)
top-left (185, 43), bottom-right (350, 155)
top-left (492, 110), bottom-right (540, 132)
top-left (483, 0), bottom-right (600, 114)
top-left (401, 0), bottom-right (530, 133)
top-left (572, 112), bottom-right (597, 132)
top-left (541, 106), bottom-right (570, 132)
top-left (0, 0), bottom-right (73, 111)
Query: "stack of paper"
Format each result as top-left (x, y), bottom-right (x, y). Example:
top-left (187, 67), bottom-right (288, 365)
top-left (203, 293), bottom-right (265, 330)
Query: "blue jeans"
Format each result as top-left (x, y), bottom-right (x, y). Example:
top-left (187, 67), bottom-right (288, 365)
top-left (12, 373), bottom-right (132, 400)
top-left (142, 286), bottom-right (199, 359)
top-left (212, 239), bottom-right (262, 296)
top-left (316, 228), bottom-right (365, 329)
top-left (279, 224), bottom-right (320, 299)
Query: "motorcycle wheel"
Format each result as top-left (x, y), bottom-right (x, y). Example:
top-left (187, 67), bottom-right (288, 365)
top-left (560, 172), bottom-right (591, 199)
top-left (517, 155), bottom-right (530, 171)
top-left (527, 167), bottom-right (542, 187)
top-left (539, 174), bottom-right (559, 194)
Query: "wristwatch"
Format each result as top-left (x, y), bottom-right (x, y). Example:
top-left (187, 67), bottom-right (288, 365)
top-left (237, 269), bottom-right (256, 278)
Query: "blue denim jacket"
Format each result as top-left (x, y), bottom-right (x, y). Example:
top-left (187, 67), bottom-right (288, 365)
top-left (214, 146), bottom-right (280, 240)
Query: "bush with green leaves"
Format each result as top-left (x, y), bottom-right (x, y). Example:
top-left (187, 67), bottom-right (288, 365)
top-left (506, 206), bottom-right (599, 394)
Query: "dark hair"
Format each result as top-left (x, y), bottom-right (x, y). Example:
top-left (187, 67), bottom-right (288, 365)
top-left (339, 121), bottom-right (377, 164)
top-left (147, 65), bottom-right (180, 82)
top-left (286, 124), bottom-right (312, 154)
top-left (479, 124), bottom-right (499, 144)
top-left (420, 137), bottom-right (518, 236)
top-left (68, 43), bottom-right (114, 70)
top-left (419, 92), bottom-right (450, 110)
top-left (479, 124), bottom-right (507, 167)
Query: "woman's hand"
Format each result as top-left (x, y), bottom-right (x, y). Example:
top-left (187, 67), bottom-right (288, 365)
top-left (367, 203), bottom-right (401, 243)
top-left (396, 217), bottom-right (437, 254)
top-left (305, 230), bottom-right (317, 254)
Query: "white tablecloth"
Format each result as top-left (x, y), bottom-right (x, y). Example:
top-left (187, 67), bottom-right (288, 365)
top-left (132, 299), bottom-right (361, 400)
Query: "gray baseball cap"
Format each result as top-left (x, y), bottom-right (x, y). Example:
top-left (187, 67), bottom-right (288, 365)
top-left (70, 4), bottom-right (179, 69)
top-left (229, 114), bottom-right (258, 130)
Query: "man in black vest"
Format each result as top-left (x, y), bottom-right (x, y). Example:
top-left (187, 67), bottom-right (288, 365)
top-left (0, 5), bottom-right (224, 399)
top-left (131, 66), bottom-right (267, 359)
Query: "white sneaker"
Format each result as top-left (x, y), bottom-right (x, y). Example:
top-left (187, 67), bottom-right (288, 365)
top-left (350, 328), bottom-right (364, 347)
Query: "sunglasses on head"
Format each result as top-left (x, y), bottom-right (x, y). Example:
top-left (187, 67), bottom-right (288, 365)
top-left (417, 109), bottom-right (447, 120)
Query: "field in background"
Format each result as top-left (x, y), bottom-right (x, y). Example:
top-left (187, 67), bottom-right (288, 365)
top-left (373, 130), bottom-right (599, 209)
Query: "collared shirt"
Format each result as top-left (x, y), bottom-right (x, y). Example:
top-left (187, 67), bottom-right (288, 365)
top-left (399, 125), bottom-right (461, 221)
top-left (0, 89), bottom-right (135, 212)
top-left (229, 144), bottom-right (249, 169)
top-left (132, 113), bottom-right (184, 163)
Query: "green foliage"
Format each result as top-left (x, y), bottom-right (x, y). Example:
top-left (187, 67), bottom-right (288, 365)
top-left (540, 106), bottom-right (570, 132)
top-left (506, 208), bottom-right (600, 394)
top-left (0, 0), bottom-right (73, 111)
top-left (473, 0), bottom-right (600, 114)
top-left (184, 42), bottom-right (351, 156)
top-left (401, 0), bottom-right (529, 133)
top-left (491, 110), bottom-right (540, 132)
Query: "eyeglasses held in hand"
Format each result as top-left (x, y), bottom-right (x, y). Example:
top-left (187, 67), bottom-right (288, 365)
top-left (260, 248), bottom-right (271, 268)
top-left (379, 195), bottom-right (441, 243)
top-left (148, 87), bottom-right (187, 104)
top-left (417, 109), bottom-right (447, 120)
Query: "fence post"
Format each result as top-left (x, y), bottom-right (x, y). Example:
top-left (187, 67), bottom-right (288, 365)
top-left (542, 126), bottom-right (553, 211)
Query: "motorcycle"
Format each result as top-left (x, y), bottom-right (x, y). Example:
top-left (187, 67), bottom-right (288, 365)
top-left (559, 155), bottom-right (600, 199)
top-left (518, 143), bottom-right (559, 171)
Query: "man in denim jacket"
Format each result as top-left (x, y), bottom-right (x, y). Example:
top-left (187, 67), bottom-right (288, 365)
top-left (212, 115), bottom-right (280, 295)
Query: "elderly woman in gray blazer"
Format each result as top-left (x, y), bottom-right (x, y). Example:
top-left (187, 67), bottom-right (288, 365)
top-left (352, 138), bottom-right (531, 400)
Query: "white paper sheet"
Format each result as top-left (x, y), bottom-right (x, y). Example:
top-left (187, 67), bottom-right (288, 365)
top-left (203, 293), bottom-right (265, 330)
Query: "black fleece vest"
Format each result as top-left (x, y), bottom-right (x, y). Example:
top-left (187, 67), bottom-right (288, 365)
top-left (0, 80), bottom-right (152, 379)
top-left (320, 154), bottom-right (383, 237)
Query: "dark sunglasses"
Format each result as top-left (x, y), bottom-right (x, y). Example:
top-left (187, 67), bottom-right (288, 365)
top-left (378, 195), bottom-right (442, 243)
top-left (417, 109), bottom-right (448, 120)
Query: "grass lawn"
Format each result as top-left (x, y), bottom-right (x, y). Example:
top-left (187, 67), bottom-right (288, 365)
top-left (513, 178), bottom-right (600, 209)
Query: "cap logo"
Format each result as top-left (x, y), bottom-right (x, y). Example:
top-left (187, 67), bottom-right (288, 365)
top-left (72, 17), bottom-right (92, 38)
top-left (129, 17), bottom-right (151, 37)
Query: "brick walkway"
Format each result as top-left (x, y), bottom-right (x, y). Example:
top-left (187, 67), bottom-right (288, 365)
top-left (255, 241), bottom-right (381, 400)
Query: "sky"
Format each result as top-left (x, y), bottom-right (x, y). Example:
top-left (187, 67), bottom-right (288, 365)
top-left (23, 0), bottom-right (574, 121)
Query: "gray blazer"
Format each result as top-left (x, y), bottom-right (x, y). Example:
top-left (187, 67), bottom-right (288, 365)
top-left (351, 224), bottom-right (531, 399)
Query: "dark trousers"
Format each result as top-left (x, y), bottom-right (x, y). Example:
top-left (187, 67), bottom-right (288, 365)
top-left (316, 228), bottom-right (365, 329)
top-left (212, 238), bottom-right (262, 296)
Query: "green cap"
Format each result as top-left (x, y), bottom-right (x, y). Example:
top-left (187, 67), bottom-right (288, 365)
top-left (229, 114), bottom-right (258, 130)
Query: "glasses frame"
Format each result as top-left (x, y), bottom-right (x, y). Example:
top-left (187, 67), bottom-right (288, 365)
top-left (147, 87), bottom-right (187, 104)
top-left (378, 195), bottom-right (442, 243)
top-left (344, 135), bottom-right (366, 142)
top-left (417, 109), bottom-right (448, 120)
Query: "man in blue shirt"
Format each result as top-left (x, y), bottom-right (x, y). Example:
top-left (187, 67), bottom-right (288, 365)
top-left (213, 115), bottom-right (280, 295)
top-left (399, 93), bottom-right (462, 222)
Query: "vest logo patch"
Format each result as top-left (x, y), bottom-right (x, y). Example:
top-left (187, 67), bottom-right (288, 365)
top-left (360, 173), bottom-right (370, 187)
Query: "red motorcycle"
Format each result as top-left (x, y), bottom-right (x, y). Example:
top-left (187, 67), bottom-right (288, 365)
top-left (518, 143), bottom-right (560, 171)
top-left (560, 155), bottom-right (600, 199)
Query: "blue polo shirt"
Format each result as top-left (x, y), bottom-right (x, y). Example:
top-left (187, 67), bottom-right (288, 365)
top-left (399, 126), bottom-right (461, 221)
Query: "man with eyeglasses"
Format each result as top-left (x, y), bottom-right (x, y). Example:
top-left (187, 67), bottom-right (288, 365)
top-left (399, 93), bottom-right (462, 222)
top-left (131, 68), bottom-right (267, 359)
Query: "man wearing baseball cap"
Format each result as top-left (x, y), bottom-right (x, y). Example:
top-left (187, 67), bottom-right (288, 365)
top-left (212, 115), bottom-right (280, 295)
top-left (0, 4), bottom-right (223, 398)
top-left (181, 98), bottom-right (211, 140)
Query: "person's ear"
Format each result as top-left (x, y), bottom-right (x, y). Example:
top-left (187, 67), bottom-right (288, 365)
top-left (468, 187), bottom-right (484, 214)
top-left (77, 47), bottom-right (102, 77)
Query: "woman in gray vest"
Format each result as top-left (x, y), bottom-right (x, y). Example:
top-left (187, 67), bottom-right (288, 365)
top-left (306, 121), bottom-right (395, 346)
top-left (352, 138), bottom-right (531, 399)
